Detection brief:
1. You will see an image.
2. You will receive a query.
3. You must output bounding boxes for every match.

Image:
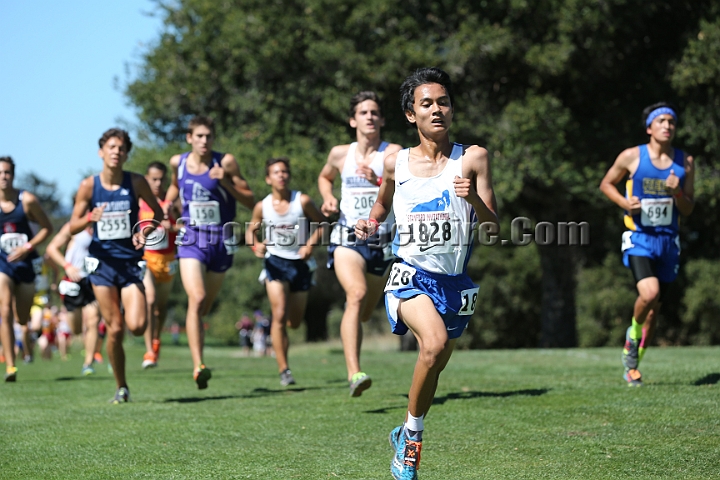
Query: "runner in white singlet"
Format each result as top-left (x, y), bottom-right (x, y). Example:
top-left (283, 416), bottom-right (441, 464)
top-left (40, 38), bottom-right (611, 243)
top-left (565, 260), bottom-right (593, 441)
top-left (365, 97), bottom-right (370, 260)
top-left (247, 158), bottom-right (326, 387)
top-left (356, 68), bottom-right (499, 480)
top-left (318, 91), bottom-right (402, 397)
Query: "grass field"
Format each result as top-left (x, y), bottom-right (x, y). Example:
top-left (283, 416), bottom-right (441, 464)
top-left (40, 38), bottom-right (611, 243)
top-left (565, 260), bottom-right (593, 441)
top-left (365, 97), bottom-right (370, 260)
top-left (1, 337), bottom-right (718, 479)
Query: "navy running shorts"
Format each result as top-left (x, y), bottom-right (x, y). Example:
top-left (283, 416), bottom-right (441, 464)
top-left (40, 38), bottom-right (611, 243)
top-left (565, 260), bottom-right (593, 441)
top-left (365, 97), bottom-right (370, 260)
top-left (263, 254), bottom-right (313, 293)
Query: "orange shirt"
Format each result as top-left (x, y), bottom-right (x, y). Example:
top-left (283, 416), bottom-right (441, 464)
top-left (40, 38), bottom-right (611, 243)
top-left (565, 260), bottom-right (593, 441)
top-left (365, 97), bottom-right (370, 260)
top-left (139, 198), bottom-right (177, 254)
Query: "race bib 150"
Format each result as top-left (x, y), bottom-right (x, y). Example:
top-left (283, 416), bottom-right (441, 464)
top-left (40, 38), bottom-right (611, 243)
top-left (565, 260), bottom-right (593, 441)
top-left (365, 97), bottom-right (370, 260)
top-left (189, 201), bottom-right (220, 224)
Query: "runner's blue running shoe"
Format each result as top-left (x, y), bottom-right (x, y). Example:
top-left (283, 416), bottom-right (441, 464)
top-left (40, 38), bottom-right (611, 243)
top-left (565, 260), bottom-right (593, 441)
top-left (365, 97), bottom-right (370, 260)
top-left (81, 364), bottom-right (95, 376)
top-left (389, 425), bottom-right (403, 451)
top-left (390, 426), bottom-right (421, 480)
top-left (622, 327), bottom-right (640, 370)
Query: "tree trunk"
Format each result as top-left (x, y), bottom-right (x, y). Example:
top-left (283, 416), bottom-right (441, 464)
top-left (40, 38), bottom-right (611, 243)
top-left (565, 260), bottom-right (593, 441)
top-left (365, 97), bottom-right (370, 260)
top-left (537, 244), bottom-right (578, 347)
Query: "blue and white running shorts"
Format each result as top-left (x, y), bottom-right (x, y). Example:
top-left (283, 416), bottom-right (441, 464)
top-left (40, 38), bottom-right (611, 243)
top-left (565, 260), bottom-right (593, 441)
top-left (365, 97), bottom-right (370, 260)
top-left (384, 261), bottom-right (479, 340)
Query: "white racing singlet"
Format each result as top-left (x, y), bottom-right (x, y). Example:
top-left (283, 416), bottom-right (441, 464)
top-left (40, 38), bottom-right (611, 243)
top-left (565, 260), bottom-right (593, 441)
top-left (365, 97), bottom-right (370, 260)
top-left (262, 191), bottom-right (305, 260)
top-left (391, 144), bottom-right (476, 275)
top-left (338, 142), bottom-right (394, 235)
top-left (64, 229), bottom-right (92, 277)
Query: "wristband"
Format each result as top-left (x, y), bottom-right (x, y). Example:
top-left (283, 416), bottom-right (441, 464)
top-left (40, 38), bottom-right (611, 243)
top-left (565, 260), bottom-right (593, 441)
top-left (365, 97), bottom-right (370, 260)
top-left (367, 218), bottom-right (379, 234)
top-left (86, 212), bottom-right (94, 223)
top-left (376, 176), bottom-right (382, 187)
top-left (674, 191), bottom-right (684, 199)
top-left (64, 262), bottom-right (73, 270)
top-left (23, 243), bottom-right (33, 252)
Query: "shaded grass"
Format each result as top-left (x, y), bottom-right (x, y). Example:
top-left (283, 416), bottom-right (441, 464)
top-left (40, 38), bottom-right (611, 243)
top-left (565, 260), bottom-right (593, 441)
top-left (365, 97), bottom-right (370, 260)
top-left (1, 340), bottom-right (718, 479)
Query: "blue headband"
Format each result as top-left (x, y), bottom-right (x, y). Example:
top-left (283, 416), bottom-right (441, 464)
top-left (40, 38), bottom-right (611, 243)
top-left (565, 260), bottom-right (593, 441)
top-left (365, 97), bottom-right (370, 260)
top-left (645, 107), bottom-right (677, 127)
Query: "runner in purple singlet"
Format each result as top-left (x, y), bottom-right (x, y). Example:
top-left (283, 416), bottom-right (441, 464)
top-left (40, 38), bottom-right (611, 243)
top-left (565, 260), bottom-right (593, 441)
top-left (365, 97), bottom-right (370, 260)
top-left (165, 116), bottom-right (254, 389)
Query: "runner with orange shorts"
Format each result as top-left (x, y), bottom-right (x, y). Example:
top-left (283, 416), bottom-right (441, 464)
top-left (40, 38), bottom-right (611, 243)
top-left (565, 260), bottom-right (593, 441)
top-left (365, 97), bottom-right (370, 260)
top-left (139, 162), bottom-right (179, 369)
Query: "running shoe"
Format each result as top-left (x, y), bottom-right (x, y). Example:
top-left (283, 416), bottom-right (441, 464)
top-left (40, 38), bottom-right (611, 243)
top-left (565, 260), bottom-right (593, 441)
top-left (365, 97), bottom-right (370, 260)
top-left (194, 364), bottom-right (212, 389)
top-left (93, 352), bottom-right (104, 364)
top-left (110, 387), bottom-right (130, 404)
top-left (142, 352), bottom-right (158, 369)
top-left (0, 354), bottom-right (5, 363)
top-left (390, 426), bottom-right (421, 480)
top-left (349, 371), bottom-right (372, 397)
top-left (152, 339), bottom-right (161, 359)
top-left (624, 368), bottom-right (643, 387)
top-left (622, 326), bottom-right (640, 370)
top-left (81, 364), bottom-right (95, 376)
top-left (280, 369), bottom-right (296, 386)
top-left (23, 355), bottom-right (33, 364)
top-left (389, 425), bottom-right (403, 451)
top-left (4, 366), bottom-right (17, 382)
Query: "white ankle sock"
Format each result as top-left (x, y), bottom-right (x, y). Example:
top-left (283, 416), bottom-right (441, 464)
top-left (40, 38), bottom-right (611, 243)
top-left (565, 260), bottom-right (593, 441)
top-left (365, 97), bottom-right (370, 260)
top-left (405, 412), bottom-right (424, 432)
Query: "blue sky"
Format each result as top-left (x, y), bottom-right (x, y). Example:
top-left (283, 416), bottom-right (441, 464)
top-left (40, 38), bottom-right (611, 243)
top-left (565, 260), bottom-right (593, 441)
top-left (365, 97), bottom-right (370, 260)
top-left (0, 1), bottom-right (162, 207)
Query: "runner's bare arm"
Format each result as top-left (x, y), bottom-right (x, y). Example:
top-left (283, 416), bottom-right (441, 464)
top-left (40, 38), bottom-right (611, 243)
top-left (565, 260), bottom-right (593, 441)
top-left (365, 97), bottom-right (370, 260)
top-left (459, 145), bottom-right (499, 226)
top-left (24, 191), bottom-right (54, 247)
top-left (164, 155), bottom-right (181, 204)
top-left (599, 147), bottom-right (640, 212)
top-left (6, 191), bottom-right (53, 263)
top-left (46, 223), bottom-right (72, 269)
top-left (355, 151), bottom-right (397, 239)
top-left (69, 177), bottom-right (100, 235)
top-left (133, 174), bottom-right (164, 224)
top-left (246, 202), bottom-right (265, 258)
top-left (318, 145), bottom-right (348, 215)
top-left (675, 154), bottom-right (695, 216)
top-left (218, 154), bottom-right (254, 210)
top-left (132, 174), bottom-right (164, 249)
top-left (299, 194), bottom-right (328, 260)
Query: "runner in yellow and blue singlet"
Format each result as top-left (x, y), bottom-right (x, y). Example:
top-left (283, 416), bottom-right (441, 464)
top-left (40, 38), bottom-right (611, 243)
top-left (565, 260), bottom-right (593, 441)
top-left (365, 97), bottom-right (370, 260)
top-left (600, 103), bottom-right (695, 387)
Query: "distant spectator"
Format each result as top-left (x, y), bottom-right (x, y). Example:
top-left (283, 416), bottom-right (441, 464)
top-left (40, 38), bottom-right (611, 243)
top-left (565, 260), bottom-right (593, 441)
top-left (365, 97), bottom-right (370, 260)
top-left (235, 313), bottom-right (253, 356)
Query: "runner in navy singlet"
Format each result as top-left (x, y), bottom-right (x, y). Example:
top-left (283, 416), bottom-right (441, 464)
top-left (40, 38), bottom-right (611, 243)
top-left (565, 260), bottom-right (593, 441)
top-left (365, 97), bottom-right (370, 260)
top-left (0, 156), bottom-right (53, 382)
top-left (69, 129), bottom-right (163, 403)
top-left (165, 116), bottom-right (254, 389)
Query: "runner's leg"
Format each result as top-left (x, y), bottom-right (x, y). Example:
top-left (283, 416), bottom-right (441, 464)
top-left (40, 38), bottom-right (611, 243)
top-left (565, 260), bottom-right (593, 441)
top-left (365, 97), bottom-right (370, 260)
top-left (333, 247), bottom-right (370, 381)
top-left (397, 294), bottom-right (456, 418)
top-left (266, 280), bottom-right (290, 372)
top-left (93, 285), bottom-right (126, 388)
top-left (142, 268), bottom-right (157, 355)
top-left (154, 280), bottom-right (173, 342)
top-left (0, 274), bottom-right (16, 369)
top-left (180, 258), bottom-right (207, 368)
top-left (82, 302), bottom-right (100, 368)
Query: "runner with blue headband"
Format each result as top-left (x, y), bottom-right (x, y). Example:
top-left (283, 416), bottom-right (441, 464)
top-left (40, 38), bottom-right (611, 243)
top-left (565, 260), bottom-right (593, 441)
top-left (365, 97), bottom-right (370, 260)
top-left (599, 102), bottom-right (695, 387)
top-left (645, 106), bottom-right (677, 127)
